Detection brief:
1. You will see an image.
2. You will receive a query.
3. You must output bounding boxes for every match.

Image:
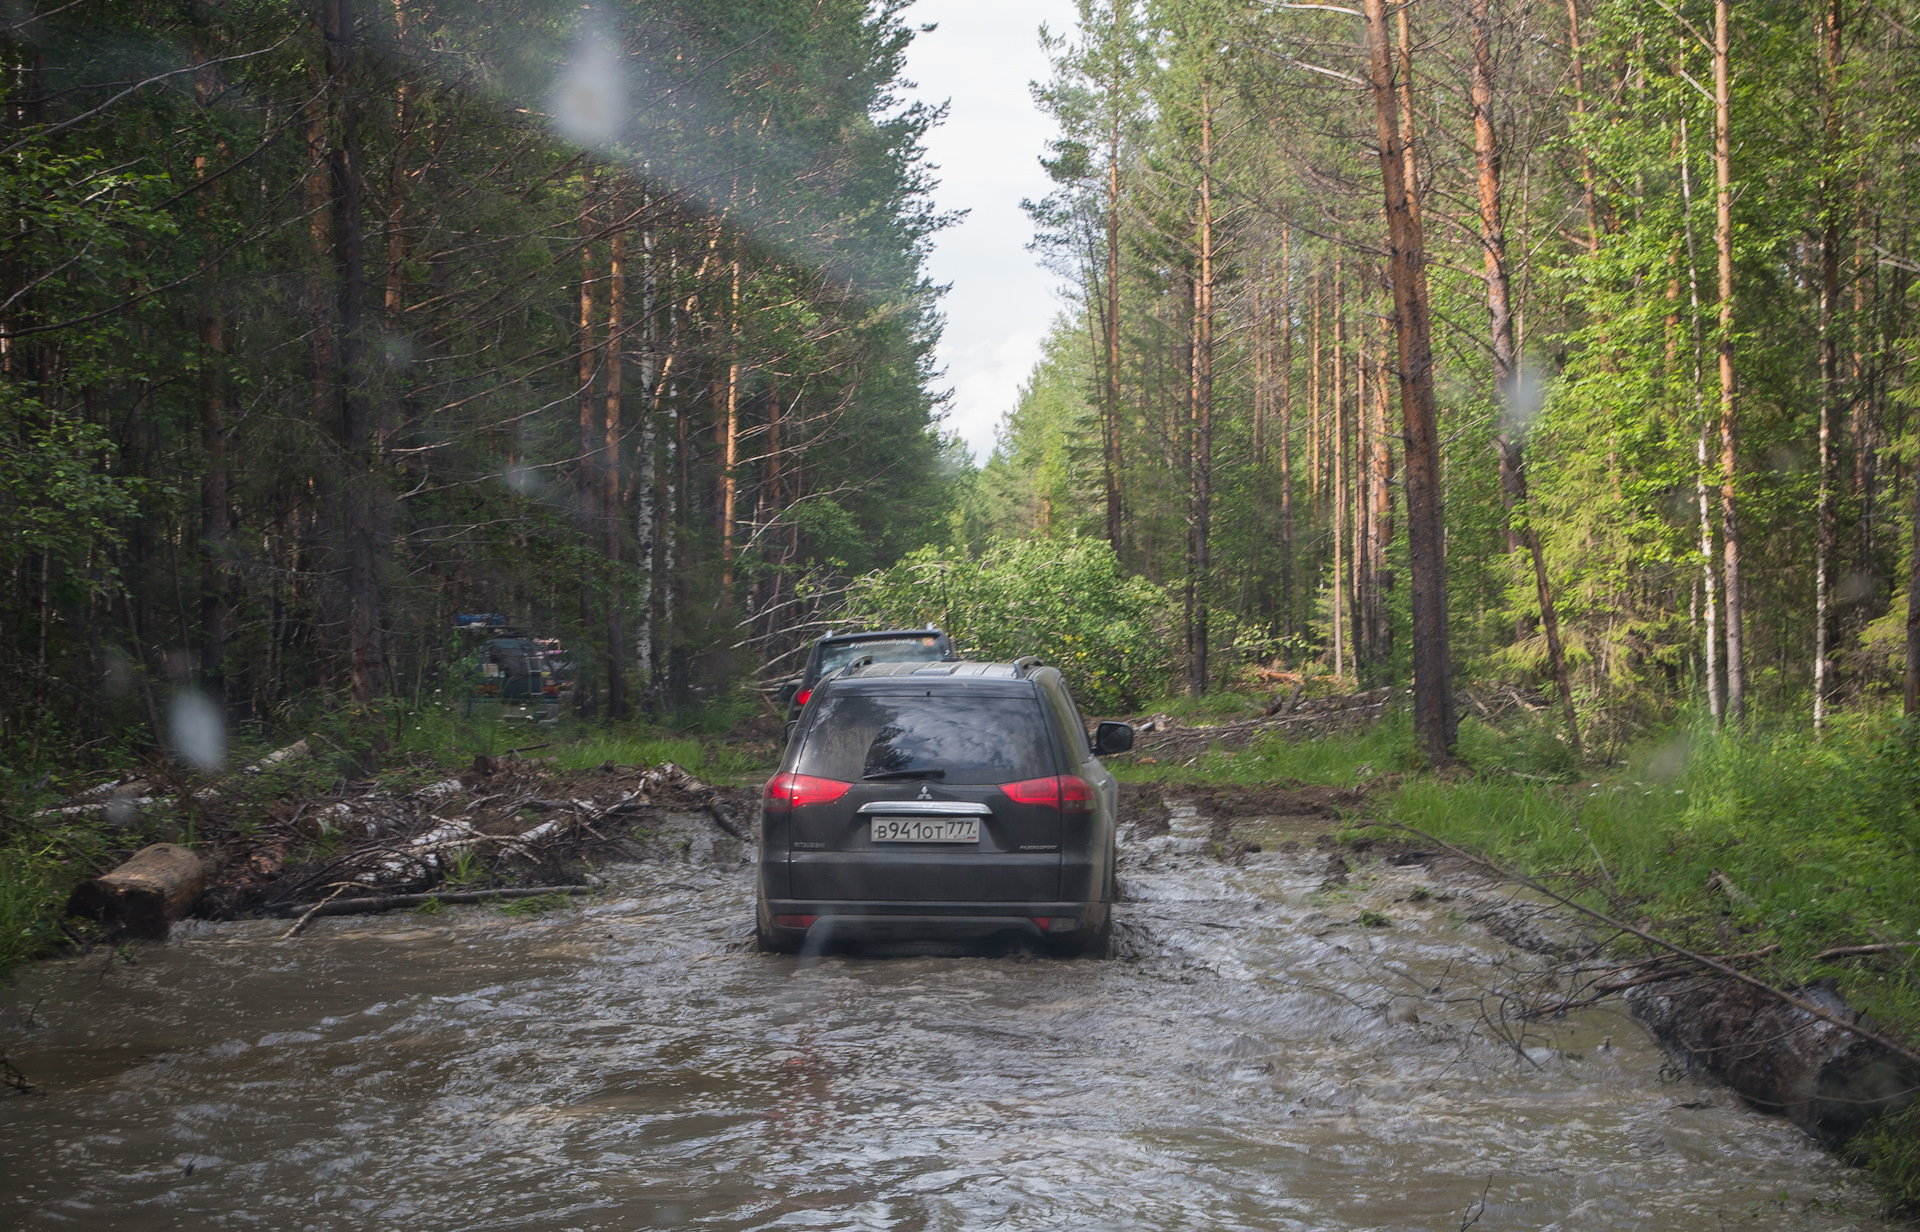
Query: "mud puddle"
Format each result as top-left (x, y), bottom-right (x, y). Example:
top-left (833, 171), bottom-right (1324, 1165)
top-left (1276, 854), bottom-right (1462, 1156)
top-left (0, 800), bottom-right (1882, 1229)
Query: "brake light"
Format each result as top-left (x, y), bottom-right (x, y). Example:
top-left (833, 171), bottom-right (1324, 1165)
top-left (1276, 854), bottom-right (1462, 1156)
top-left (774, 914), bottom-right (817, 928)
top-left (1000, 775), bottom-right (1095, 812)
top-left (763, 773), bottom-right (850, 809)
top-left (795, 688), bottom-right (812, 707)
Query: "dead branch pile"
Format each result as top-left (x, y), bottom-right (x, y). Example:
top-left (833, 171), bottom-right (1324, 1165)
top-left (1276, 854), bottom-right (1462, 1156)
top-left (1130, 687), bottom-right (1394, 758)
top-left (11, 742), bottom-right (726, 930)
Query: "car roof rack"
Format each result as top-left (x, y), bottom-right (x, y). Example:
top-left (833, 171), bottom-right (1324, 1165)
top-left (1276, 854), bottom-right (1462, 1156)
top-left (1011, 655), bottom-right (1043, 678)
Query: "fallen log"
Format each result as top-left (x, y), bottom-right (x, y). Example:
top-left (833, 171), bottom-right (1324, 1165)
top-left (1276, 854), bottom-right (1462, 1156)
top-left (1630, 977), bottom-right (1917, 1144)
top-left (269, 885), bottom-right (594, 919)
top-left (67, 843), bottom-right (208, 940)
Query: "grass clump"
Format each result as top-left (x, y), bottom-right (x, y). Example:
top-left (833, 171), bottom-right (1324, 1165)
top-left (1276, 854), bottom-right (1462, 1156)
top-left (0, 837), bottom-right (77, 978)
top-left (391, 703), bottom-right (772, 783)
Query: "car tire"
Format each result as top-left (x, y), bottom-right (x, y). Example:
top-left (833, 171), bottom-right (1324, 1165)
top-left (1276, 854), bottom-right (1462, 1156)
top-left (754, 899), bottom-right (802, 954)
top-left (1050, 903), bottom-right (1111, 958)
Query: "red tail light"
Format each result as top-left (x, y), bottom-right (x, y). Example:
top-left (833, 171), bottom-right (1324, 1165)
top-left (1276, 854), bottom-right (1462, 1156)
top-left (774, 914), bottom-right (817, 928)
top-left (763, 773), bottom-right (850, 809)
top-left (794, 688), bottom-right (812, 707)
top-left (1000, 775), bottom-right (1095, 812)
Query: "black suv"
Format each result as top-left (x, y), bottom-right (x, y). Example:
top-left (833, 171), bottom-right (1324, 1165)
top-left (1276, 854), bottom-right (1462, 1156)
top-left (777, 628), bottom-right (955, 724)
top-left (756, 658), bottom-right (1134, 955)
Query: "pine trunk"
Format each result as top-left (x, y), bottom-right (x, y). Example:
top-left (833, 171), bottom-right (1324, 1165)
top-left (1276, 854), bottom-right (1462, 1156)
top-left (1364, 0), bottom-right (1454, 761)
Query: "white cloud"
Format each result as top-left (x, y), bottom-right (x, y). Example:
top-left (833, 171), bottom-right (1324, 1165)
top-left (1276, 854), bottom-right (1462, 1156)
top-left (901, 0), bottom-right (1078, 462)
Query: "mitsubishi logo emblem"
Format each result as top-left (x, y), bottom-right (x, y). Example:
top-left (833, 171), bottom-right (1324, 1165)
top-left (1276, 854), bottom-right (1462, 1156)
top-left (917, 784), bottom-right (932, 800)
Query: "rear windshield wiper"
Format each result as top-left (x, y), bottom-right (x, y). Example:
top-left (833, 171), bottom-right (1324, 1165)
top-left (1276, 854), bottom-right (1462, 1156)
top-left (862, 767), bottom-right (947, 780)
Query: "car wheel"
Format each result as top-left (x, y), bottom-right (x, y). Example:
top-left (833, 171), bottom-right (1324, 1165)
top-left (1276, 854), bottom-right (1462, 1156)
top-left (755, 899), bottom-right (801, 954)
top-left (1051, 905), bottom-right (1111, 958)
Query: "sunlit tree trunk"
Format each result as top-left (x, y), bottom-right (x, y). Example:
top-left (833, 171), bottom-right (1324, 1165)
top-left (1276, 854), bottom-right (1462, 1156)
top-left (1364, 0), bottom-right (1453, 760)
top-left (1815, 0), bottom-right (1845, 733)
top-left (1188, 74), bottom-right (1215, 694)
top-left (1331, 261), bottom-right (1345, 681)
top-left (1472, 0), bottom-right (1579, 755)
top-left (1279, 223), bottom-right (1295, 640)
top-left (1713, 0), bottom-right (1745, 726)
top-left (1679, 116), bottom-right (1721, 724)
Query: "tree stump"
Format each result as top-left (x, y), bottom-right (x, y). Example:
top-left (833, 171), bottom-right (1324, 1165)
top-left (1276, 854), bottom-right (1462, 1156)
top-left (67, 843), bottom-right (208, 940)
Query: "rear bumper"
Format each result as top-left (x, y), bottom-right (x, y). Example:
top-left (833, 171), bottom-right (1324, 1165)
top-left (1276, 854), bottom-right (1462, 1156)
top-left (760, 898), bottom-right (1092, 943)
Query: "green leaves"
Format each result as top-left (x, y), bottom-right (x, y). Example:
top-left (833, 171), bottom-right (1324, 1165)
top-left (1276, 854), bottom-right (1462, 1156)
top-left (845, 534), bottom-right (1177, 710)
top-left (0, 386), bottom-right (137, 573)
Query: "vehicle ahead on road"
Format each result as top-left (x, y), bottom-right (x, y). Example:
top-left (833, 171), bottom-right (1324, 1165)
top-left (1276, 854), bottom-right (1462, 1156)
top-left (776, 628), bottom-right (955, 724)
top-left (756, 658), bottom-right (1134, 955)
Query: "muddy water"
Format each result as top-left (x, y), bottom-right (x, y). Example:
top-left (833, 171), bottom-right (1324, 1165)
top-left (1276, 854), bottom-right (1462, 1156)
top-left (0, 804), bottom-right (1880, 1230)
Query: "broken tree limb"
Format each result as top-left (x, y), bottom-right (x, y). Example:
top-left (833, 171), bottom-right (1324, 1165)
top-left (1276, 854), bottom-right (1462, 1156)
top-left (270, 885), bottom-right (594, 919)
top-left (243, 738), bottom-right (310, 775)
top-left (67, 843), bottom-right (208, 940)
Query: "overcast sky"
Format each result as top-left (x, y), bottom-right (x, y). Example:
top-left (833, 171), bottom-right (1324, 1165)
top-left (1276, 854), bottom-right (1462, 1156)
top-left (899, 0), bottom-right (1080, 462)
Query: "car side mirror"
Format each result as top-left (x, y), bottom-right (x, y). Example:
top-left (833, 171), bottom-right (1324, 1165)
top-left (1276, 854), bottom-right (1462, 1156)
top-left (1093, 721), bottom-right (1134, 756)
top-left (777, 680), bottom-right (799, 706)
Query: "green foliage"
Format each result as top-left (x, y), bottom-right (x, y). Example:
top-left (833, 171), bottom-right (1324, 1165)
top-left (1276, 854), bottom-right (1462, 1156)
top-left (844, 534), bottom-right (1178, 710)
top-left (496, 891), bottom-right (576, 916)
top-left (0, 838), bottom-right (74, 981)
top-left (1850, 1101), bottom-right (1920, 1218)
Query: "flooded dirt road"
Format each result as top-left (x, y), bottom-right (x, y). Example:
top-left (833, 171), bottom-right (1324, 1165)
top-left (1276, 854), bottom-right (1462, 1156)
top-left (0, 801), bottom-right (1881, 1230)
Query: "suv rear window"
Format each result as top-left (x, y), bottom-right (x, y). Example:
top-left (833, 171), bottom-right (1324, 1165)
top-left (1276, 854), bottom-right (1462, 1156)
top-left (794, 692), bottom-right (1053, 784)
top-left (816, 637), bottom-right (944, 677)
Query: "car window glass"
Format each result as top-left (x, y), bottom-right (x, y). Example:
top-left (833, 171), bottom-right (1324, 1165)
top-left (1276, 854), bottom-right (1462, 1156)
top-left (794, 693), bottom-right (1052, 783)
top-left (815, 637), bottom-right (945, 678)
top-left (1040, 680), bottom-right (1088, 767)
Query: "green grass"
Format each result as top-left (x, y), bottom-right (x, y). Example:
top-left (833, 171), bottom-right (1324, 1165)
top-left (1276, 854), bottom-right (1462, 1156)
top-left (1115, 707), bottom-right (1427, 787)
top-left (0, 836), bottom-right (74, 977)
top-left (390, 703), bottom-right (774, 783)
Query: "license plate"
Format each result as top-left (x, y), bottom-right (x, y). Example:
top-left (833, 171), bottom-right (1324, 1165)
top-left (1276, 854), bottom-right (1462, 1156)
top-left (870, 817), bottom-right (980, 843)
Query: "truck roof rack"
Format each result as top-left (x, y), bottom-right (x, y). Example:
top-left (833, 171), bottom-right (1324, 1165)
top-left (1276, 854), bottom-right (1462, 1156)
top-left (1011, 655), bottom-right (1043, 678)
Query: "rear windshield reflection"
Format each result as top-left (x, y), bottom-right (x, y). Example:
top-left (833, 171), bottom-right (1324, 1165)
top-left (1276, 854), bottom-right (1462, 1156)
top-left (795, 694), bottom-right (1051, 783)
top-left (817, 638), bottom-right (944, 675)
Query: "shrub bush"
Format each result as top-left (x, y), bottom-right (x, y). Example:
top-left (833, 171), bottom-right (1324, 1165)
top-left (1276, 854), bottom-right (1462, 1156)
top-left (843, 534), bottom-right (1177, 712)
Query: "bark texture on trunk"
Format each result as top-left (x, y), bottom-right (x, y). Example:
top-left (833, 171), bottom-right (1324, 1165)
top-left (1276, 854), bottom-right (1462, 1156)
top-left (1364, 0), bottom-right (1454, 761)
top-left (1471, 0), bottom-right (1579, 756)
top-left (68, 843), bottom-right (207, 940)
top-left (325, 0), bottom-right (383, 706)
top-left (1815, 0), bottom-right (1844, 732)
top-left (1331, 264), bottom-right (1346, 681)
top-left (1279, 224), bottom-right (1295, 639)
top-left (1188, 78), bottom-right (1215, 695)
top-left (604, 227), bottom-right (627, 720)
top-left (1713, 0), bottom-right (1745, 726)
top-left (1679, 117), bottom-right (1722, 724)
